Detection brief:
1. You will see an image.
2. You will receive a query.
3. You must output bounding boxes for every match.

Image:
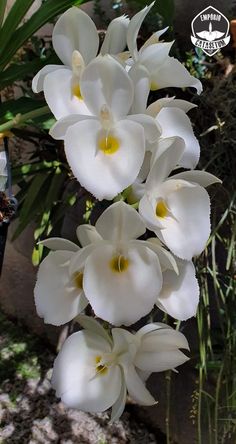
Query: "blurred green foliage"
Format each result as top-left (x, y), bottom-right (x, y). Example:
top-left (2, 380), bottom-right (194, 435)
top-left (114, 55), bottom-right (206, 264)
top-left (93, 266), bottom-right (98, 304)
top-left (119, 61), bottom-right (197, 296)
top-left (0, 0), bottom-right (89, 264)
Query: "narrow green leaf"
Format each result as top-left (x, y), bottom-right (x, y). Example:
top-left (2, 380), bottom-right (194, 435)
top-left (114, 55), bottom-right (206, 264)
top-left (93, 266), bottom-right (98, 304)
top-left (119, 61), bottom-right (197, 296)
top-left (0, 97), bottom-right (48, 124)
top-left (0, 0), bottom-right (35, 50)
top-left (0, 0), bottom-right (7, 28)
top-left (32, 242), bottom-right (44, 266)
top-left (12, 161), bottom-right (61, 182)
top-left (44, 168), bottom-right (67, 210)
top-left (20, 172), bottom-right (50, 221)
top-left (0, 0), bottom-right (85, 70)
top-left (0, 54), bottom-right (60, 89)
top-left (34, 210), bottom-right (51, 241)
top-left (12, 173), bottom-right (51, 240)
top-left (14, 178), bottom-right (33, 205)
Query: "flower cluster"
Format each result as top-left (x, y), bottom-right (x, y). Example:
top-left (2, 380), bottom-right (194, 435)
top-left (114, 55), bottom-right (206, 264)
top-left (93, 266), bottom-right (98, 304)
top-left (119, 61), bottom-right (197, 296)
top-left (33, 3), bottom-right (220, 419)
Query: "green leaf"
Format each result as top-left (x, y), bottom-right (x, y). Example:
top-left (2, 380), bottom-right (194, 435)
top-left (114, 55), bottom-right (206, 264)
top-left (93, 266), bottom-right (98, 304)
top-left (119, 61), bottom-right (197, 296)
top-left (0, 97), bottom-right (48, 124)
top-left (0, 0), bottom-right (35, 50)
top-left (14, 183), bottom-right (31, 209)
top-left (13, 168), bottom-right (68, 241)
top-left (12, 161), bottom-right (61, 183)
top-left (0, 0), bottom-right (85, 71)
top-left (44, 168), bottom-right (67, 210)
top-left (32, 242), bottom-right (44, 266)
top-left (0, 0), bottom-right (7, 28)
top-left (34, 210), bottom-right (51, 241)
top-left (0, 54), bottom-right (60, 89)
top-left (12, 172), bottom-right (51, 240)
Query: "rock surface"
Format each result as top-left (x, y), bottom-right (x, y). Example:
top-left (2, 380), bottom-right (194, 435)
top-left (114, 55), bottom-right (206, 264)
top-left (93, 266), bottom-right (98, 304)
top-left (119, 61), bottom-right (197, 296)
top-left (0, 314), bottom-right (161, 444)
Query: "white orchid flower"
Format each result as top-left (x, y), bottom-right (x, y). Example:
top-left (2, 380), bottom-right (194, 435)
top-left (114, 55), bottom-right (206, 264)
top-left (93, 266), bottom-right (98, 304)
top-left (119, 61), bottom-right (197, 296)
top-left (126, 3), bottom-right (202, 113)
top-left (34, 237), bottom-right (88, 326)
top-left (0, 150), bottom-right (7, 191)
top-left (139, 137), bottom-right (221, 260)
top-left (50, 55), bottom-right (159, 201)
top-left (70, 202), bottom-right (177, 326)
top-left (32, 7), bottom-right (129, 119)
top-left (52, 315), bottom-right (189, 419)
top-left (146, 97), bottom-right (200, 169)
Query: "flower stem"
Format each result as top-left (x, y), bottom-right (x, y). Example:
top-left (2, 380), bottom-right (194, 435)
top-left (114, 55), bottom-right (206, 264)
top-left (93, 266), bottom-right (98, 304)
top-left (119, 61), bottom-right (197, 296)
top-left (0, 105), bottom-right (50, 133)
top-left (130, 202), bottom-right (139, 209)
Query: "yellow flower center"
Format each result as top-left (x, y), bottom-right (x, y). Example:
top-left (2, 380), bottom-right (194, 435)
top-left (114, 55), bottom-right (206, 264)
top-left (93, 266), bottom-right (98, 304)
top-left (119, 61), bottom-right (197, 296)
top-left (95, 356), bottom-right (108, 375)
top-left (150, 81), bottom-right (159, 91)
top-left (156, 200), bottom-right (168, 218)
top-left (73, 271), bottom-right (83, 290)
top-left (72, 84), bottom-right (83, 100)
top-left (98, 135), bottom-right (120, 155)
top-left (110, 255), bottom-right (129, 273)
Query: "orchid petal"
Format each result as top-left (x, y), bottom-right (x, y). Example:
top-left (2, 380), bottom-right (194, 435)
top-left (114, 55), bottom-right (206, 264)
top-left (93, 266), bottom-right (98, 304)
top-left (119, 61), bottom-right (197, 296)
top-left (138, 151), bottom-right (152, 182)
top-left (139, 191), bottom-right (161, 228)
top-left (135, 348), bottom-right (189, 372)
top-left (80, 55), bottom-right (133, 119)
top-left (146, 137), bottom-right (185, 191)
top-left (138, 326), bottom-right (190, 352)
top-left (157, 259), bottom-right (199, 320)
top-left (158, 181), bottom-right (211, 260)
top-left (39, 237), bottom-right (79, 252)
top-left (124, 364), bottom-right (156, 405)
top-left (140, 27), bottom-right (169, 50)
top-left (111, 372), bottom-right (127, 422)
top-left (32, 65), bottom-right (64, 93)
top-left (146, 97), bottom-right (197, 117)
top-left (100, 15), bottom-right (130, 55)
top-left (129, 63), bottom-right (150, 113)
top-left (144, 238), bottom-right (178, 273)
top-left (95, 201), bottom-right (146, 242)
top-left (112, 328), bottom-right (137, 358)
top-left (139, 41), bottom-right (174, 76)
top-left (69, 244), bottom-right (98, 276)
top-left (151, 56), bottom-right (202, 94)
top-left (52, 7), bottom-right (99, 67)
top-left (76, 314), bottom-right (113, 345)
top-left (128, 181), bottom-right (146, 204)
top-left (170, 170), bottom-right (222, 187)
top-left (157, 107), bottom-right (200, 168)
top-left (127, 114), bottom-right (161, 143)
top-left (127, 2), bottom-right (154, 60)
top-left (146, 97), bottom-right (175, 117)
top-left (168, 99), bottom-right (197, 113)
top-left (136, 322), bottom-right (172, 338)
top-left (34, 250), bottom-right (88, 326)
top-left (50, 114), bottom-right (95, 140)
top-left (76, 224), bottom-right (103, 247)
top-left (43, 68), bottom-right (91, 119)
